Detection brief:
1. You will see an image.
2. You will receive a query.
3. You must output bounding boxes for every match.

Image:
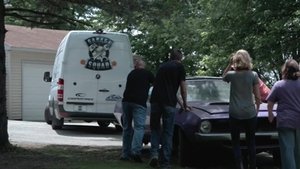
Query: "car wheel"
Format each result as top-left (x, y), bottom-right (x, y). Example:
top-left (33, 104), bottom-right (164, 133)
top-left (177, 130), bottom-right (194, 167)
top-left (44, 107), bottom-right (52, 125)
top-left (97, 121), bottom-right (110, 128)
top-left (51, 114), bottom-right (64, 130)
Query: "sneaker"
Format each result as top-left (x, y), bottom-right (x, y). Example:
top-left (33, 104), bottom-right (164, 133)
top-left (131, 154), bottom-right (143, 163)
top-left (149, 157), bottom-right (159, 168)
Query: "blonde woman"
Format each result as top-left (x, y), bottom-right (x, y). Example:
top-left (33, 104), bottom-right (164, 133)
top-left (223, 49), bottom-right (261, 169)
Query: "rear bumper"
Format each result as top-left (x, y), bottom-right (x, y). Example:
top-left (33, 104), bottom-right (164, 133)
top-left (57, 105), bottom-right (117, 121)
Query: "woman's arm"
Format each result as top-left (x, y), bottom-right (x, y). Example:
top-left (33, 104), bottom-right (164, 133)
top-left (253, 83), bottom-right (261, 113)
top-left (222, 56), bottom-right (234, 80)
top-left (222, 63), bottom-right (233, 78)
top-left (267, 101), bottom-right (275, 123)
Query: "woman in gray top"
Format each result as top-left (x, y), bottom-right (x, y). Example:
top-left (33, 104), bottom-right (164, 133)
top-left (223, 49), bottom-right (261, 169)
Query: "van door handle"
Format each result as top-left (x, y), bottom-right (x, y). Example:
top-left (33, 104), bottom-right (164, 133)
top-left (99, 89), bottom-right (109, 92)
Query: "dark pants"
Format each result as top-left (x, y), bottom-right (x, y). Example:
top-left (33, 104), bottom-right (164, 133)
top-left (229, 116), bottom-right (257, 169)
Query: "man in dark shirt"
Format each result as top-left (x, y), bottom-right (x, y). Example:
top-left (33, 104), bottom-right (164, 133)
top-left (120, 58), bottom-right (155, 163)
top-left (149, 48), bottom-right (188, 168)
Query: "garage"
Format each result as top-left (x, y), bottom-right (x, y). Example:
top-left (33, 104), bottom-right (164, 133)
top-left (22, 62), bottom-right (53, 121)
top-left (5, 25), bottom-right (68, 120)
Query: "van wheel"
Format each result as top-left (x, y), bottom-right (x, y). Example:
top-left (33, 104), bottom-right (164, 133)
top-left (44, 107), bottom-right (52, 125)
top-left (51, 115), bottom-right (64, 130)
top-left (97, 121), bottom-right (110, 128)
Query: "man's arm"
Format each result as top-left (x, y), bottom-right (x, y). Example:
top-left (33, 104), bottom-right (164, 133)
top-left (179, 80), bottom-right (188, 111)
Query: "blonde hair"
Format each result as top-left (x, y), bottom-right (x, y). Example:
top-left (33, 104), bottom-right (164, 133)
top-left (232, 49), bottom-right (253, 70)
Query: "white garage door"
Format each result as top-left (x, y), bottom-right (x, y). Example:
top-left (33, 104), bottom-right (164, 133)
top-left (22, 63), bottom-right (53, 121)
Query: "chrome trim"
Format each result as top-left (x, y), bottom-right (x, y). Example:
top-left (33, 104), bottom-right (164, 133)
top-left (66, 102), bottom-right (94, 105)
top-left (195, 132), bottom-right (278, 139)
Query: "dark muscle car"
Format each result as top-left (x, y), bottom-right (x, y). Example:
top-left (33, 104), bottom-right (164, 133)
top-left (114, 76), bottom-right (279, 166)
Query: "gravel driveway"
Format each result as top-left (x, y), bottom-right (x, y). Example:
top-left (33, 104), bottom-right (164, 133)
top-left (8, 120), bottom-right (122, 148)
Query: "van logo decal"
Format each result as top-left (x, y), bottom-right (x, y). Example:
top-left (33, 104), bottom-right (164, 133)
top-left (75, 93), bottom-right (86, 97)
top-left (85, 36), bottom-right (114, 71)
top-left (106, 94), bottom-right (122, 101)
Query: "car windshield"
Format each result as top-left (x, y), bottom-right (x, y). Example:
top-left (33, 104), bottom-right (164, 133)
top-left (186, 78), bottom-right (230, 103)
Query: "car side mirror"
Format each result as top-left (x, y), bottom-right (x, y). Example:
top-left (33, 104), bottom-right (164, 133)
top-left (43, 72), bottom-right (52, 82)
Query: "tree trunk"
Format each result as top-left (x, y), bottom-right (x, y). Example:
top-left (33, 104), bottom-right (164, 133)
top-left (0, 0), bottom-right (10, 148)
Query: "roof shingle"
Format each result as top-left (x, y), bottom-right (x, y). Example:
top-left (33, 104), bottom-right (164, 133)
top-left (5, 24), bottom-right (69, 51)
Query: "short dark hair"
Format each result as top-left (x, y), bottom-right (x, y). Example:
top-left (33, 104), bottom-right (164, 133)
top-left (170, 48), bottom-right (183, 61)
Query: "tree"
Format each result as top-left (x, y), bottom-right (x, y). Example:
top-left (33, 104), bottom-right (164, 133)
top-left (0, 0), bottom-right (9, 149)
top-left (196, 0), bottom-right (300, 84)
top-left (4, 0), bottom-right (93, 29)
top-left (92, 1), bottom-right (205, 75)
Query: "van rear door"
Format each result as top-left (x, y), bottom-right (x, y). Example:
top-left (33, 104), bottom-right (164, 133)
top-left (95, 35), bottom-right (132, 114)
top-left (62, 31), bottom-right (132, 115)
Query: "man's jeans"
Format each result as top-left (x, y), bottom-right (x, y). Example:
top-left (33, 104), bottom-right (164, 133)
top-left (278, 128), bottom-right (300, 169)
top-left (121, 102), bottom-right (147, 158)
top-left (229, 116), bottom-right (257, 169)
top-left (150, 103), bottom-right (176, 167)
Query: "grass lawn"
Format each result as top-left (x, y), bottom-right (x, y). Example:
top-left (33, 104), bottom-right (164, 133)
top-left (0, 144), bottom-right (280, 169)
top-left (0, 144), bottom-right (184, 169)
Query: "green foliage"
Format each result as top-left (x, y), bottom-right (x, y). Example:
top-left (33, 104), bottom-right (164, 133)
top-left (5, 0), bottom-right (93, 29)
top-left (4, 0), bottom-right (300, 83)
top-left (197, 0), bottom-right (300, 84)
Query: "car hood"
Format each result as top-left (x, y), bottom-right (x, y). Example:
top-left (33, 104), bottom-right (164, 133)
top-left (188, 102), bottom-right (229, 117)
top-left (188, 102), bottom-right (272, 119)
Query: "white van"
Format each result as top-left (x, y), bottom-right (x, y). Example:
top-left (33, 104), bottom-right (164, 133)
top-left (43, 30), bottom-right (133, 130)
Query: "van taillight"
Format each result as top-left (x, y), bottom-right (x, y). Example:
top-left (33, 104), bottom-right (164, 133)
top-left (57, 78), bottom-right (64, 102)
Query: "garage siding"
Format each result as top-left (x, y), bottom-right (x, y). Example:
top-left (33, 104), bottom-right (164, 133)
top-left (6, 49), bottom-right (55, 120)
